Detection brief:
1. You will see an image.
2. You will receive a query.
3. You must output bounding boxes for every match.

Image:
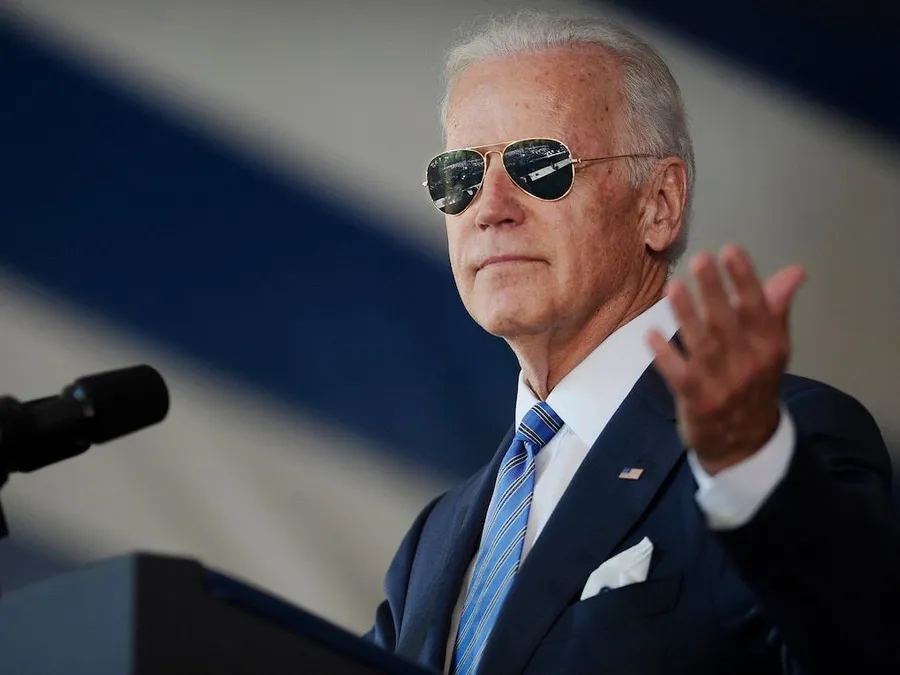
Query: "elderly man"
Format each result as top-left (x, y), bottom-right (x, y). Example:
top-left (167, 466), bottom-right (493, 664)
top-left (367, 11), bottom-right (898, 675)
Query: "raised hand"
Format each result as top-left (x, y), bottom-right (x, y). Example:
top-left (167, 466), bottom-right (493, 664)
top-left (647, 245), bottom-right (807, 475)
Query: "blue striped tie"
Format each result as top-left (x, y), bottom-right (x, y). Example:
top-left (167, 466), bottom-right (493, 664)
top-left (451, 401), bottom-right (564, 675)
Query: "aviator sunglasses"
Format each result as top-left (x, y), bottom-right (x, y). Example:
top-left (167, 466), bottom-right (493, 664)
top-left (423, 137), bottom-right (655, 215)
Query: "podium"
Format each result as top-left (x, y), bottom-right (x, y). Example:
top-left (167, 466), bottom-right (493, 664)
top-left (0, 553), bottom-right (435, 675)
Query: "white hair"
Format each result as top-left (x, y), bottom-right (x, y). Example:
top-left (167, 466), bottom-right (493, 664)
top-left (439, 10), bottom-right (695, 265)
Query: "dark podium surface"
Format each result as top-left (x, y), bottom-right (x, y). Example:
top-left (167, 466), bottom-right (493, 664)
top-left (0, 552), bottom-right (434, 675)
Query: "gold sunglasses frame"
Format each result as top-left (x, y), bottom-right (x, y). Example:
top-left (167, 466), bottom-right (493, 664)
top-left (422, 137), bottom-right (656, 215)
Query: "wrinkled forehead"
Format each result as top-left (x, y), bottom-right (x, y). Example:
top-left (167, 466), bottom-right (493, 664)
top-left (445, 88), bottom-right (569, 141)
top-left (444, 46), bottom-right (624, 152)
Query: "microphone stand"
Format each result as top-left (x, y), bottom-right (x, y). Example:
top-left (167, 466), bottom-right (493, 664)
top-left (0, 394), bottom-right (12, 541)
top-left (0, 473), bottom-right (7, 602)
top-left (0, 471), bottom-right (9, 541)
top-left (0, 393), bottom-right (19, 542)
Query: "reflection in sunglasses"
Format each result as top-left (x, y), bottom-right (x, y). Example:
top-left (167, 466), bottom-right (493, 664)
top-left (526, 156), bottom-right (574, 182)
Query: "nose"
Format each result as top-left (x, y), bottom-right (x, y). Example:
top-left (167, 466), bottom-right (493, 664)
top-left (471, 151), bottom-right (526, 230)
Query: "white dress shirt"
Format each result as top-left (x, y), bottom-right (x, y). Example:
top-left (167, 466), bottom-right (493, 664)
top-left (443, 298), bottom-right (796, 671)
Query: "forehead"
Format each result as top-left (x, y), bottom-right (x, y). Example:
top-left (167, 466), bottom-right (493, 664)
top-left (444, 46), bottom-right (622, 150)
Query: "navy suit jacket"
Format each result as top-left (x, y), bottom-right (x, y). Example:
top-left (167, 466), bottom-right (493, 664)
top-left (368, 366), bottom-right (899, 674)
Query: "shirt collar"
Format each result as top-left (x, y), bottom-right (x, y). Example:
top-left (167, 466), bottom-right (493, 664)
top-left (514, 298), bottom-right (679, 448)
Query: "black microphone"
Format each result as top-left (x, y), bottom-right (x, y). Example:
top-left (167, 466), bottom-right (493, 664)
top-left (0, 365), bottom-right (170, 476)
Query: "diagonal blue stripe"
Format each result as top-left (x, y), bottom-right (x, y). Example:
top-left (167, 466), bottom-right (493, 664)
top-left (0, 21), bottom-right (519, 479)
top-left (609, 0), bottom-right (900, 145)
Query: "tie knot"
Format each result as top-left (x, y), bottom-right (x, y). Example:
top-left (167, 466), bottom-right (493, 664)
top-left (515, 401), bottom-right (563, 450)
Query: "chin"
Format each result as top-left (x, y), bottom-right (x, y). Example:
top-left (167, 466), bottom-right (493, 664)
top-left (471, 300), bottom-right (552, 339)
top-left (461, 278), bottom-right (557, 336)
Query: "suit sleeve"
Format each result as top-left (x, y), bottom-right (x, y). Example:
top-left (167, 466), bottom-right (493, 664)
top-left (713, 383), bottom-right (899, 673)
top-left (363, 494), bottom-right (442, 650)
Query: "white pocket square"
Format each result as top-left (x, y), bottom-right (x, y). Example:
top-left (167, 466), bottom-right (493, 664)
top-left (579, 536), bottom-right (653, 600)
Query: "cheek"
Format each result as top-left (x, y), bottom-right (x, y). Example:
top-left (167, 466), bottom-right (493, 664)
top-left (549, 203), bottom-right (603, 266)
top-left (445, 224), bottom-right (472, 286)
top-left (558, 192), bottom-right (637, 283)
top-left (445, 220), bottom-right (461, 262)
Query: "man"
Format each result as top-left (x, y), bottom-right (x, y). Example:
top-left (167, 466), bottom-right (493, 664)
top-left (367, 10), bottom-right (899, 675)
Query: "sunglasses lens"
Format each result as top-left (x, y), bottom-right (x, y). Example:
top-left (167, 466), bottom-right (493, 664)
top-left (503, 139), bottom-right (574, 200)
top-left (426, 149), bottom-right (485, 215)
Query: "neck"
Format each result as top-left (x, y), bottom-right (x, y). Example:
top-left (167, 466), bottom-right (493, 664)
top-left (509, 277), bottom-right (667, 400)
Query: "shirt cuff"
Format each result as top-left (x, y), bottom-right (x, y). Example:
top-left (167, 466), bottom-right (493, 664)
top-left (687, 405), bottom-right (796, 530)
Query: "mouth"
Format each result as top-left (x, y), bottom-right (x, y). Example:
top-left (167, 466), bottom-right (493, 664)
top-left (476, 255), bottom-right (544, 271)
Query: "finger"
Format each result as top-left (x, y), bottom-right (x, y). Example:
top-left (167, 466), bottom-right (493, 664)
top-left (666, 278), bottom-right (705, 356)
top-left (692, 251), bottom-right (738, 336)
top-left (647, 329), bottom-right (692, 395)
top-left (721, 245), bottom-right (768, 328)
top-left (763, 265), bottom-right (807, 324)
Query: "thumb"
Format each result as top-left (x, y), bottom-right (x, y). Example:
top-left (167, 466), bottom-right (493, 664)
top-left (763, 265), bottom-right (807, 321)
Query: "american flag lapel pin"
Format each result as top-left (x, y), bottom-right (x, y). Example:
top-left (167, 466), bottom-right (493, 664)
top-left (618, 466), bottom-right (644, 480)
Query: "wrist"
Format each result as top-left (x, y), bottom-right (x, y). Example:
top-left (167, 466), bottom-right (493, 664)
top-left (695, 405), bottom-right (781, 476)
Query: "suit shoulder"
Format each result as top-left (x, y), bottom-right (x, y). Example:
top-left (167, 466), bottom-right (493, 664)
top-left (781, 372), bottom-right (848, 398)
top-left (781, 373), bottom-right (892, 487)
top-left (780, 373), bottom-right (880, 431)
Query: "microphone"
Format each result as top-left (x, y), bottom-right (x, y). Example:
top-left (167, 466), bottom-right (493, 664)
top-left (0, 365), bottom-right (170, 476)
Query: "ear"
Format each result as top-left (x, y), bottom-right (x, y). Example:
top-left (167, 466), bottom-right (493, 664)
top-left (640, 158), bottom-right (687, 254)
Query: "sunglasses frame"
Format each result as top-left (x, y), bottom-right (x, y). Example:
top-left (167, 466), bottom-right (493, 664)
top-left (422, 137), bottom-right (656, 215)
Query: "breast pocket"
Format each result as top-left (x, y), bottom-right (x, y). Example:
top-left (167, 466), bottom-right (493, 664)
top-left (527, 575), bottom-right (699, 675)
top-left (582, 575), bottom-right (681, 621)
top-left (544, 575), bottom-right (683, 643)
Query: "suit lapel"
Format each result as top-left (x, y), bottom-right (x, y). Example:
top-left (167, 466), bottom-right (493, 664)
top-left (476, 364), bottom-right (685, 675)
top-left (398, 427), bottom-right (515, 671)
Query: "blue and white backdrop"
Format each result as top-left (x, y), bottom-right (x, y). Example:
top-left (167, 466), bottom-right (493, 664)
top-left (2, 0), bottom-right (898, 633)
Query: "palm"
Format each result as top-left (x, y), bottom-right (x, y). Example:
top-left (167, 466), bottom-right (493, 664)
top-left (647, 246), bottom-right (806, 474)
